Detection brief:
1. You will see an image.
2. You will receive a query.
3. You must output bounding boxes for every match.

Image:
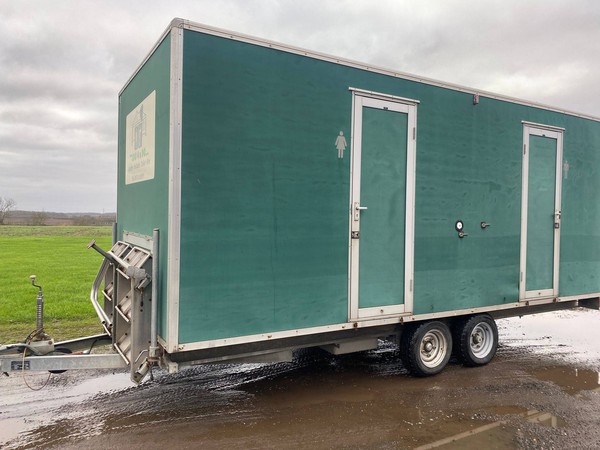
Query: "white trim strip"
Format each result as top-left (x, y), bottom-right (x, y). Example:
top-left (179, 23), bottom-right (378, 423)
top-left (519, 126), bottom-right (529, 300)
top-left (119, 19), bottom-right (184, 97)
top-left (520, 123), bottom-right (563, 301)
top-left (166, 27), bottom-right (183, 353)
top-left (357, 305), bottom-right (406, 319)
top-left (349, 87), bottom-right (420, 105)
top-left (174, 293), bottom-right (590, 352)
top-left (347, 92), bottom-right (358, 320)
top-left (521, 121), bottom-right (566, 132)
top-left (559, 292), bottom-right (600, 302)
top-left (348, 93), bottom-right (416, 320)
top-left (405, 103), bottom-right (417, 315)
top-left (525, 289), bottom-right (555, 299)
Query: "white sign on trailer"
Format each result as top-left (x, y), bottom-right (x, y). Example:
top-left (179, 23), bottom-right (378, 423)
top-left (125, 90), bottom-right (156, 184)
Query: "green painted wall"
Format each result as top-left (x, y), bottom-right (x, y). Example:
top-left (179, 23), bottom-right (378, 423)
top-left (178, 31), bottom-right (351, 342)
top-left (174, 30), bottom-right (600, 342)
top-left (118, 28), bottom-right (600, 345)
top-left (559, 116), bottom-right (600, 295)
top-left (117, 34), bottom-right (171, 338)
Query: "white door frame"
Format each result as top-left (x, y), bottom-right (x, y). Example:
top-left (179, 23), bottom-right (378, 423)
top-left (519, 121), bottom-right (564, 301)
top-left (348, 90), bottom-right (417, 320)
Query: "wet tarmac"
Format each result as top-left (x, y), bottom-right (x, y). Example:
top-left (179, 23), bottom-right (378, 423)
top-left (1, 308), bottom-right (600, 449)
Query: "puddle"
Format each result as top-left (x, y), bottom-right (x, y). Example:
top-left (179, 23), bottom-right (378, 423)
top-left (2, 309), bottom-right (600, 449)
top-left (523, 409), bottom-right (565, 428)
top-left (415, 421), bottom-right (517, 449)
top-left (484, 405), bottom-right (529, 416)
top-left (529, 365), bottom-right (600, 395)
top-left (0, 370), bottom-right (131, 448)
top-left (484, 405), bottom-right (564, 428)
top-left (416, 407), bottom-right (564, 449)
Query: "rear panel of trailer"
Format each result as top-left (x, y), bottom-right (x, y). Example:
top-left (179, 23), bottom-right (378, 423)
top-left (117, 32), bottom-right (171, 340)
top-left (117, 21), bottom-right (600, 353)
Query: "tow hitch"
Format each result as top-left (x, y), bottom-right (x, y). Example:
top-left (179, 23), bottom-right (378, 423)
top-left (0, 275), bottom-right (125, 381)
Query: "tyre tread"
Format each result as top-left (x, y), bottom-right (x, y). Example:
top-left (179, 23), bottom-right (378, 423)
top-left (457, 314), bottom-right (498, 367)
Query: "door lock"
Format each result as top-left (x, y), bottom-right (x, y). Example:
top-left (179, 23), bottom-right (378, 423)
top-left (554, 210), bottom-right (561, 229)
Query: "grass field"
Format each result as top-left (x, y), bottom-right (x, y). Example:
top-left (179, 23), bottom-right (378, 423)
top-left (0, 226), bottom-right (112, 343)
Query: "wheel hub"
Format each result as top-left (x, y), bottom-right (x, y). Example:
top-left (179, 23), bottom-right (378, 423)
top-left (469, 322), bottom-right (495, 358)
top-left (424, 340), bottom-right (434, 353)
top-left (419, 329), bottom-right (447, 368)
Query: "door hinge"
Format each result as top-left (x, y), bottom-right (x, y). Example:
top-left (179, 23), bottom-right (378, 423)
top-left (523, 144), bottom-right (526, 155)
top-left (413, 127), bottom-right (416, 140)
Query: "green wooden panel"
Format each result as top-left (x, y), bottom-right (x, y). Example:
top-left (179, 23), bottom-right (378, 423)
top-left (526, 135), bottom-right (556, 291)
top-left (413, 96), bottom-right (524, 313)
top-left (163, 28), bottom-right (600, 343)
top-left (117, 34), bottom-right (171, 337)
top-left (178, 31), bottom-right (351, 342)
top-left (558, 118), bottom-right (600, 296)
top-left (359, 107), bottom-right (407, 308)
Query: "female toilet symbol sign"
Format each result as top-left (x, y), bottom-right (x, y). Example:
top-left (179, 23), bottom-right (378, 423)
top-left (335, 131), bottom-right (347, 159)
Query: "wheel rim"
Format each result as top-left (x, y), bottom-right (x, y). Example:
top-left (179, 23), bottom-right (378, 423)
top-left (419, 329), bottom-right (448, 368)
top-left (469, 322), bottom-right (494, 358)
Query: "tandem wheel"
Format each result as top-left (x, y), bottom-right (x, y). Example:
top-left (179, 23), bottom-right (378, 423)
top-left (400, 321), bottom-right (452, 377)
top-left (453, 314), bottom-right (498, 367)
top-left (399, 314), bottom-right (499, 376)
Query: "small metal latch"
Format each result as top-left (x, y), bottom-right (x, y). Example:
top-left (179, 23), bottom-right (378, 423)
top-left (351, 231), bottom-right (360, 239)
top-left (554, 210), bottom-right (561, 229)
top-left (458, 231), bottom-right (468, 238)
top-left (481, 222), bottom-right (491, 229)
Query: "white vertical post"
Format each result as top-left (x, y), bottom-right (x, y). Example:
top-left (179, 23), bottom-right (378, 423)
top-left (150, 228), bottom-right (159, 359)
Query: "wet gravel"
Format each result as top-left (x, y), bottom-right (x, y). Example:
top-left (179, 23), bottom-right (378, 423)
top-left (1, 308), bottom-right (600, 449)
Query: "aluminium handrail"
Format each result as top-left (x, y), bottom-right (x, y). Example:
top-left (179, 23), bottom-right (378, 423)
top-left (90, 258), bottom-right (112, 330)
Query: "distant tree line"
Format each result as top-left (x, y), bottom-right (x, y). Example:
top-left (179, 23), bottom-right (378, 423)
top-left (0, 198), bottom-right (115, 226)
top-left (31, 211), bottom-right (48, 226)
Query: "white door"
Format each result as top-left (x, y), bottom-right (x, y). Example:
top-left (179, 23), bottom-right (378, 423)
top-left (519, 123), bottom-right (563, 300)
top-left (349, 92), bottom-right (417, 320)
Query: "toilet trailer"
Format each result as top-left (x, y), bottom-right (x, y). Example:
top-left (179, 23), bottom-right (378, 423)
top-left (108, 18), bottom-right (600, 380)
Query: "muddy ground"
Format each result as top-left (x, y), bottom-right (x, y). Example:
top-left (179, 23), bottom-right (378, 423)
top-left (1, 308), bottom-right (600, 449)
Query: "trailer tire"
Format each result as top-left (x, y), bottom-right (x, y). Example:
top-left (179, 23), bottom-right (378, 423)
top-left (400, 321), bottom-right (452, 377)
top-left (455, 314), bottom-right (498, 367)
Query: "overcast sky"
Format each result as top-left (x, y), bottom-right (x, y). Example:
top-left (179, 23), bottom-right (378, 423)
top-left (1, 0), bottom-right (599, 212)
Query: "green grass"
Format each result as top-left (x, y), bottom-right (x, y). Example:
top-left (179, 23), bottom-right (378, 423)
top-left (0, 226), bottom-right (112, 343)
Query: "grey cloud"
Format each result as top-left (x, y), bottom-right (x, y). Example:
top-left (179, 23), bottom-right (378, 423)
top-left (0, 0), bottom-right (599, 212)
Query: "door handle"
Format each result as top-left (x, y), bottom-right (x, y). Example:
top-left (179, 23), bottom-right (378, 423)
top-left (353, 203), bottom-right (368, 221)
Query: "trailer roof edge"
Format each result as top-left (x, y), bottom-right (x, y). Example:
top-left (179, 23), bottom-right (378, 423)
top-left (118, 18), bottom-right (185, 97)
top-left (119, 18), bottom-right (600, 124)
